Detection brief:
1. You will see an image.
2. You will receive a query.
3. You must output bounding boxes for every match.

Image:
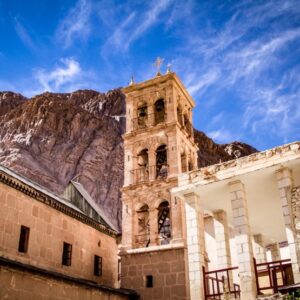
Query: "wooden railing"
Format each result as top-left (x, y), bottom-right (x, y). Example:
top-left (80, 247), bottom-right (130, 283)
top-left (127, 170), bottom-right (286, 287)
top-left (254, 258), bottom-right (294, 295)
top-left (130, 165), bottom-right (169, 184)
top-left (130, 167), bottom-right (149, 184)
top-left (203, 266), bottom-right (240, 300)
top-left (132, 113), bottom-right (167, 131)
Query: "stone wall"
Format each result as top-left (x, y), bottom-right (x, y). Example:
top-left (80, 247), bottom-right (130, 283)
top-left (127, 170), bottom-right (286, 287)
top-left (121, 247), bottom-right (189, 300)
top-left (0, 180), bottom-right (119, 287)
top-left (0, 264), bottom-right (134, 300)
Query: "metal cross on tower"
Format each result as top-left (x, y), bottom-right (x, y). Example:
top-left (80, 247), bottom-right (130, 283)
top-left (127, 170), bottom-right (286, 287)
top-left (153, 57), bottom-right (164, 76)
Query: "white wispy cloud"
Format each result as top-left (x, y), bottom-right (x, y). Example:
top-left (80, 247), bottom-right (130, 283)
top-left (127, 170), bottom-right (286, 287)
top-left (35, 58), bottom-right (81, 91)
top-left (55, 0), bottom-right (91, 48)
top-left (186, 69), bottom-right (220, 96)
top-left (207, 128), bottom-right (236, 144)
top-left (172, 0), bottom-right (300, 146)
top-left (14, 17), bottom-right (36, 50)
top-left (103, 0), bottom-right (172, 53)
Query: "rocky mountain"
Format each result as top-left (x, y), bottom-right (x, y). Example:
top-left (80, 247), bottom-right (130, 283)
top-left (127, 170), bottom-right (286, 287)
top-left (0, 92), bottom-right (27, 116)
top-left (194, 130), bottom-right (257, 168)
top-left (0, 90), bottom-right (257, 230)
top-left (0, 90), bottom-right (125, 230)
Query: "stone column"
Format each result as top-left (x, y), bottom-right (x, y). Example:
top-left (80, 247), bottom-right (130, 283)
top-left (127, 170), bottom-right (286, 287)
top-left (148, 149), bottom-right (156, 181)
top-left (184, 192), bottom-right (205, 300)
top-left (253, 234), bottom-right (267, 264)
top-left (276, 168), bottom-right (300, 282)
top-left (213, 210), bottom-right (232, 269)
top-left (149, 207), bottom-right (158, 246)
top-left (171, 195), bottom-right (184, 244)
top-left (229, 181), bottom-right (257, 300)
top-left (148, 103), bottom-right (154, 127)
top-left (121, 200), bottom-right (133, 249)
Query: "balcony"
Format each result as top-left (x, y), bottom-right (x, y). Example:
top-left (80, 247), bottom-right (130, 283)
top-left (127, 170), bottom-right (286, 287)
top-left (131, 113), bottom-right (167, 131)
top-left (130, 164), bottom-right (169, 184)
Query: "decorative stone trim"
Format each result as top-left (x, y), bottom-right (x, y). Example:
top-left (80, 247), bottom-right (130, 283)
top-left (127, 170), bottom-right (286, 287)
top-left (120, 242), bottom-right (185, 255)
top-left (0, 170), bottom-right (117, 238)
top-left (185, 142), bottom-right (300, 183)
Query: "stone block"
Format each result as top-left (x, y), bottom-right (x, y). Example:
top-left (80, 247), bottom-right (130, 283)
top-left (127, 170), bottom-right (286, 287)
top-left (177, 272), bottom-right (186, 285)
top-left (153, 287), bottom-right (163, 299)
top-left (158, 262), bottom-right (170, 273)
top-left (170, 285), bottom-right (186, 298)
top-left (166, 273), bottom-right (176, 285)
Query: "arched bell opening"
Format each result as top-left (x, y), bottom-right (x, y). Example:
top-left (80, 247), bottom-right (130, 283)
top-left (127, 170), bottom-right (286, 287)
top-left (181, 152), bottom-right (187, 173)
top-left (154, 99), bottom-right (165, 125)
top-left (183, 113), bottom-right (192, 136)
top-left (188, 159), bottom-right (194, 171)
top-left (136, 204), bottom-right (150, 248)
top-left (136, 149), bottom-right (149, 182)
top-left (177, 105), bottom-right (183, 126)
top-left (157, 201), bottom-right (171, 245)
top-left (137, 104), bottom-right (148, 128)
top-left (156, 145), bottom-right (168, 179)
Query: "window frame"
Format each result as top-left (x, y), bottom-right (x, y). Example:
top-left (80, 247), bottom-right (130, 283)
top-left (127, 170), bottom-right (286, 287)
top-left (94, 255), bottom-right (102, 276)
top-left (18, 225), bottom-right (30, 253)
top-left (145, 275), bottom-right (153, 288)
top-left (62, 242), bottom-right (72, 266)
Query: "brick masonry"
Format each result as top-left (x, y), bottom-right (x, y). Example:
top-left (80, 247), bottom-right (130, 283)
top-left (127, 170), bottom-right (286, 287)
top-left (0, 180), bottom-right (119, 287)
top-left (120, 248), bottom-right (189, 300)
top-left (0, 266), bottom-right (130, 300)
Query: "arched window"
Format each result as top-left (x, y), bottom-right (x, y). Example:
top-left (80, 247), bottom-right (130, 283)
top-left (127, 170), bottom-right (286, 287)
top-left (136, 204), bottom-right (150, 248)
top-left (188, 159), bottom-right (194, 171)
top-left (183, 113), bottom-right (192, 136)
top-left (157, 201), bottom-right (171, 245)
top-left (181, 152), bottom-right (187, 173)
top-left (156, 145), bottom-right (168, 179)
top-left (177, 105), bottom-right (183, 126)
top-left (154, 99), bottom-right (165, 125)
top-left (137, 149), bottom-right (149, 182)
top-left (136, 104), bottom-right (148, 129)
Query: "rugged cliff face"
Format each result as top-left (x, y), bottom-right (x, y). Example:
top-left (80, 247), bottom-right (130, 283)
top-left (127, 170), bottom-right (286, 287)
top-left (0, 90), bottom-right (257, 230)
top-left (0, 90), bottom-right (125, 230)
top-left (194, 130), bottom-right (257, 168)
top-left (0, 92), bottom-right (27, 116)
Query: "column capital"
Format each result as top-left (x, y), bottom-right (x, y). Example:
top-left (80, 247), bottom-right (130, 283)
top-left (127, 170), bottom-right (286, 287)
top-left (276, 167), bottom-right (293, 187)
top-left (184, 191), bottom-right (199, 199)
top-left (213, 209), bottom-right (226, 218)
top-left (228, 180), bottom-right (244, 192)
top-left (276, 167), bottom-right (292, 178)
top-left (184, 192), bottom-right (201, 206)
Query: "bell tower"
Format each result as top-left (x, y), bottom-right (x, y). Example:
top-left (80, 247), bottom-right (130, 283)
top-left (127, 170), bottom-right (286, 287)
top-left (120, 70), bottom-right (198, 300)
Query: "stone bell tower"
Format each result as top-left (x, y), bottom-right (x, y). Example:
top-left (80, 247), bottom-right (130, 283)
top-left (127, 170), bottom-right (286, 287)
top-left (120, 68), bottom-right (198, 300)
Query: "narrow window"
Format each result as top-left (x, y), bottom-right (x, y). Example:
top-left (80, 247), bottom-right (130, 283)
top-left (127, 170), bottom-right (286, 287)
top-left (94, 255), bottom-right (102, 276)
top-left (146, 275), bottom-right (153, 288)
top-left (118, 259), bottom-right (121, 281)
top-left (18, 225), bottom-right (30, 253)
top-left (62, 242), bottom-right (72, 266)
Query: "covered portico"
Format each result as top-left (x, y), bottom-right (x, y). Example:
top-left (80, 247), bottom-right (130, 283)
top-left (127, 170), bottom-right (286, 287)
top-left (172, 142), bottom-right (300, 300)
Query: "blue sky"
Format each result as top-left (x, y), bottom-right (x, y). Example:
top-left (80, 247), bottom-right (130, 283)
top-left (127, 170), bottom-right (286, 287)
top-left (0, 0), bottom-right (299, 150)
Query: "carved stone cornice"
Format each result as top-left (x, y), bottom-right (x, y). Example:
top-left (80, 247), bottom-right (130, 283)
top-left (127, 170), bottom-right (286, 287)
top-left (184, 142), bottom-right (300, 183)
top-left (0, 170), bottom-right (117, 238)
